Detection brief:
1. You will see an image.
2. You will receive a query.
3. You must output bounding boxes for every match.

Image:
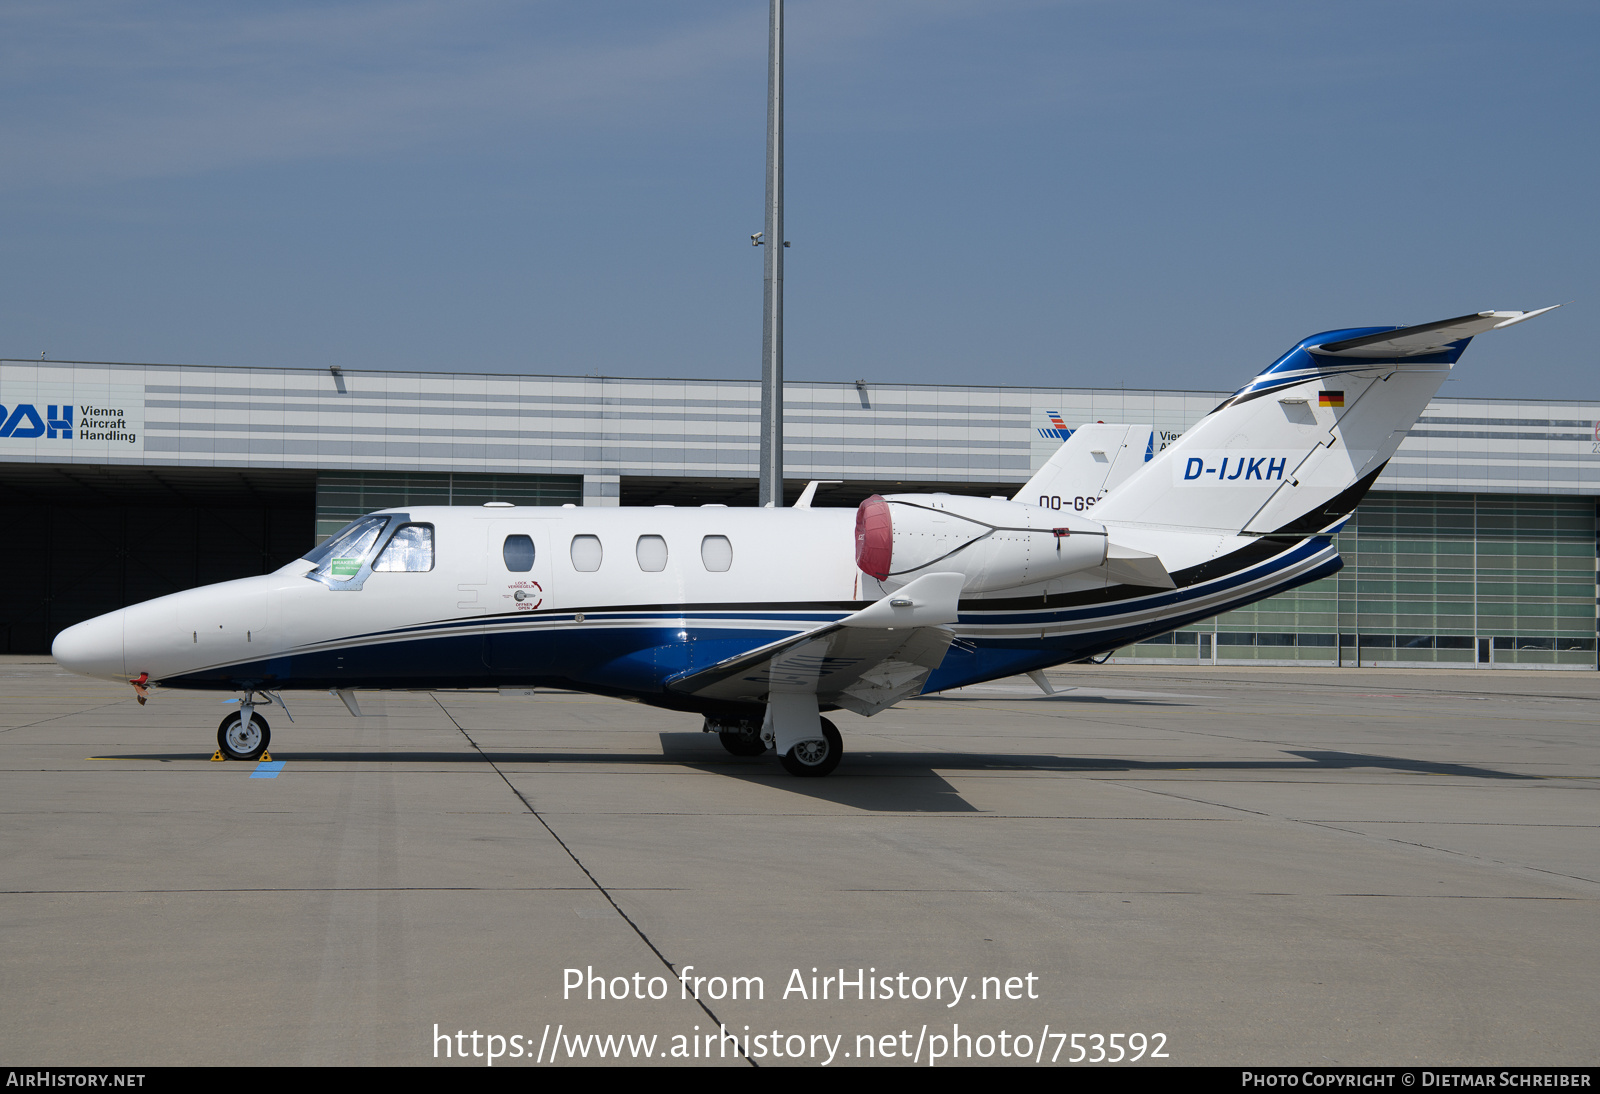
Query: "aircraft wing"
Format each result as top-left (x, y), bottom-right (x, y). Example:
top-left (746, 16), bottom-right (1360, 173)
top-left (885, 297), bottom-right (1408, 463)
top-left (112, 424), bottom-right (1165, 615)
top-left (664, 572), bottom-right (962, 716)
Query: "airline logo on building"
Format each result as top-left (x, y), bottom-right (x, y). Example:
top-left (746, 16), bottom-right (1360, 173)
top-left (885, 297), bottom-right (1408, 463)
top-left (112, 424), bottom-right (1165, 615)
top-left (0, 403), bottom-right (72, 438)
top-left (1037, 412), bottom-right (1073, 441)
top-left (0, 402), bottom-right (137, 444)
top-left (0, 370), bottom-right (145, 451)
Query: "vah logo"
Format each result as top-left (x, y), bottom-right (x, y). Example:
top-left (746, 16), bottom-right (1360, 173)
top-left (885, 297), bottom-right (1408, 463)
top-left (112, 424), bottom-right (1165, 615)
top-left (0, 402), bottom-right (139, 444)
top-left (0, 403), bottom-right (73, 439)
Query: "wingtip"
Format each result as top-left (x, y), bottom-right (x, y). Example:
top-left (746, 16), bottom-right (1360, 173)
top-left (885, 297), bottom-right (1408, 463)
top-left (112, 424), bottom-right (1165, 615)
top-left (1492, 304), bottom-right (1563, 329)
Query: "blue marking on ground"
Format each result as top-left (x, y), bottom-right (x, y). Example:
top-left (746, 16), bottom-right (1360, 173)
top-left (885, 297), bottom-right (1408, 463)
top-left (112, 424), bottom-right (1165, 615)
top-left (250, 760), bottom-right (286, 779)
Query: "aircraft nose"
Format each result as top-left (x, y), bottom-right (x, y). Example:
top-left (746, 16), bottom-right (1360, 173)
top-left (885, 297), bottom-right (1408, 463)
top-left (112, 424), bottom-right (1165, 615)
top-left (52, 610), bottom-right (126, 680)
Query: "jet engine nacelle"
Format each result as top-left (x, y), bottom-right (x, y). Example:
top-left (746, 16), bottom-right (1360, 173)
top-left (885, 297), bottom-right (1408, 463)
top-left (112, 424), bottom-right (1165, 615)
top-left (855, 493), bottom-right (1108, 593)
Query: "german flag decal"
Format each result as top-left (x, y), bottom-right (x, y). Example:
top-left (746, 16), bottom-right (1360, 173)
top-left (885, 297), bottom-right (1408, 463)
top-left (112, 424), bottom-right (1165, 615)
top-left (1319, 391), bottom-right (1345, 407)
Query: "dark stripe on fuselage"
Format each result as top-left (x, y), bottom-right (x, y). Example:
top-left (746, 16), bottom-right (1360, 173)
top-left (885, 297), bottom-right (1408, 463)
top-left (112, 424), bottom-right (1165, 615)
top-left (298, 485), bottom-right (1369, 653)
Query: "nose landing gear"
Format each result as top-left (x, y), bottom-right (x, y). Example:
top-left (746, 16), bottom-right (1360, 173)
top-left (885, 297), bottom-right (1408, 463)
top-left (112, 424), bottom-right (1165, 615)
top-left (217, 710), bottom-right (270, 761)
top-left (213, 690), bottom-right (292, 761)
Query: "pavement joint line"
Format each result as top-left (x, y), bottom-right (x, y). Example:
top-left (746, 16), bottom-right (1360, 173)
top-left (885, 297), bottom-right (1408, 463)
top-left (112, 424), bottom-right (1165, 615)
top-left (1291, 818), bottom-right (1600, 889)
top-left (826, 889), bottom-right (1595, 899)
top-left (1117, 782), bottom-right (1600, 892)
top-left (5, 886), bottom-right (1588, 899)
top-left (429, 692), bottom-right (759, 1068)
top-left (1043, 675), bottom-right (1599, 704)
top-left (1298, 821), bottom-right (1600, 828)
top-left (2, 886), bottom-right (638, 895)
top-left (0, 699), bottom-right (132, 734)
top-left (523, 813), bottom-right (1239, 820)
top-left (1112, 783), bottom-right (1276, 817)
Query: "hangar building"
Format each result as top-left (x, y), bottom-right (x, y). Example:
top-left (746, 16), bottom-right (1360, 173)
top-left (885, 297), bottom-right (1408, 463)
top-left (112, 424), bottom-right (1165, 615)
top-left (2, 357), bottom-right (1595, 669)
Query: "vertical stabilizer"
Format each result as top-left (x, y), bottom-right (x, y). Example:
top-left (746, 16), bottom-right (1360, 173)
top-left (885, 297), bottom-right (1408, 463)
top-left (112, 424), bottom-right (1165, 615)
top-left (1014, 423), bottom-right (1153, 510)
top-left (1091, 308), bottom-right (1559, 536)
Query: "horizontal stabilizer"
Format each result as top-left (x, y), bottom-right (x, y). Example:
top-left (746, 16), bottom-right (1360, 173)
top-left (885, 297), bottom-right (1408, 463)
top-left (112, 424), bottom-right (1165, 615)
top-left (1311, 306), bottom-right (1561, 358)
top-left (840, 571), bottom-right (962, 628)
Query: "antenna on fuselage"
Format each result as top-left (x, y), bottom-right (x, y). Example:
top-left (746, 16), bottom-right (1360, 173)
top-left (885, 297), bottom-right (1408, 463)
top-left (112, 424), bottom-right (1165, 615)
top-left (757, 0), bottom-right (785, 508)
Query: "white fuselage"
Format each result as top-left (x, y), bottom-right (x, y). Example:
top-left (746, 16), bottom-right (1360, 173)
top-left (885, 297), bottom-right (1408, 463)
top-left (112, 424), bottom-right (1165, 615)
top-left (51, 499), bottom-right (1331, 711)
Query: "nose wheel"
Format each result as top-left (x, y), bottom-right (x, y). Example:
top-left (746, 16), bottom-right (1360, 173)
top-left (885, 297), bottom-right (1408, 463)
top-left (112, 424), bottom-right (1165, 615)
top-left (217, 711), bottom-right (271, 761)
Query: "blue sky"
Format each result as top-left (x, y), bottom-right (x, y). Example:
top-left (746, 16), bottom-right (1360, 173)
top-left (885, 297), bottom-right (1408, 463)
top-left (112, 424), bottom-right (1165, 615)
top-left (1, 1), bottom-right (1594, 399)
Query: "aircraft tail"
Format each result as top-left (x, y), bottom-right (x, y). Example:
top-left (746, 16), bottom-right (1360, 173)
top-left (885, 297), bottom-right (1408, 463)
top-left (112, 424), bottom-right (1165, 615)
top-left (1013, 422), bottom-right (1153, 510)
top-left (1090, 308), bottom-right (1560, 536)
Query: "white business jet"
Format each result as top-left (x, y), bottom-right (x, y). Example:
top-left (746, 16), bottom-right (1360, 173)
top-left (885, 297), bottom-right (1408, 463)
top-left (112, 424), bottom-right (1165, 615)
top-left (53, 308), bottom-right (1558, 775)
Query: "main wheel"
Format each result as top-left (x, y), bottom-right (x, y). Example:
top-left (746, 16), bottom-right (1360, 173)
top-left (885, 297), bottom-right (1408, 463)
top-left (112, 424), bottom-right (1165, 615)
top-left (719, 728), bottom-right (768, 757)
top-left (217, 711), bottom-right (271, 761)
top-left (779, 717), bottom-right (842, 777)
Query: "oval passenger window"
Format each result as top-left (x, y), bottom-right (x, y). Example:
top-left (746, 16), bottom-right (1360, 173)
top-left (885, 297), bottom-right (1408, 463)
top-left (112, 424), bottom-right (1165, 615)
top-left (570, 535), bottom-right (603, 572)
top-left (636, 535), bottom-right (668, 572)
top-left (503, 534), bottom-right (535, 572)
top-left (700, 535), bottom-right (732, 572)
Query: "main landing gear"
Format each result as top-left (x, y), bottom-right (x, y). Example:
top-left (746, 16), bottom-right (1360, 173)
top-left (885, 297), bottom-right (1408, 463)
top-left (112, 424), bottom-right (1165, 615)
top-left (215, 690), bottom-right (292, 761)
top-left (779, 718), bottom-right (842, 778)
top-left (708, 717), bottom-right (768, 757)
top-left (702, 714), bottom-right (844, 777)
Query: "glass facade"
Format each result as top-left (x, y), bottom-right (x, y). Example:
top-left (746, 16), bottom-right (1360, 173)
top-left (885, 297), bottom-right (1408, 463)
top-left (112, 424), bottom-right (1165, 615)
top-left (1125, 492), bottom-right (1600, 669)
top-left (315, 471), bottom-right (582, 542)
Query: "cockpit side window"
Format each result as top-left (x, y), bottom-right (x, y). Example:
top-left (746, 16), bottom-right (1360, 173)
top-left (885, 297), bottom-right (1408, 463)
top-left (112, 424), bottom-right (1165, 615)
top-left (373, 524), bottom-right (435, 572)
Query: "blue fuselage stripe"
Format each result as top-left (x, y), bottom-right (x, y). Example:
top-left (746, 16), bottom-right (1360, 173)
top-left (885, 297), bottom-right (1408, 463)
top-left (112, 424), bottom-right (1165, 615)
top-left (162, 538), bottom-right (1337, 710)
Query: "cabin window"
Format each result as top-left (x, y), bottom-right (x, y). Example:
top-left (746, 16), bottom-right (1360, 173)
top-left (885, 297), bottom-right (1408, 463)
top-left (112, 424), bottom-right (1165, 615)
top-left (700, 535), bottom-right (733, 572)
top-left (502, 534), bottom-right (535, 572)
top-left (570, 534), bottom-right (603, 572)
top-left (373, 523), bottom-right (435, 572)
top-left (636, 535), bottom-right (668, 572)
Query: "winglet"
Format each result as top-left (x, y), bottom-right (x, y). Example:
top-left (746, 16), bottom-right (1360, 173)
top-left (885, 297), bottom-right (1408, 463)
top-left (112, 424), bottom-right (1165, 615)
top-left (1491, 303), bottom-right (1563, 329)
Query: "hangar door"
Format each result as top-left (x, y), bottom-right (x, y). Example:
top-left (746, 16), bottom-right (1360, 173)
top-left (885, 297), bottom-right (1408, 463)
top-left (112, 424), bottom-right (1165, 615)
top-left (0, 465), bottom-right (315, 654)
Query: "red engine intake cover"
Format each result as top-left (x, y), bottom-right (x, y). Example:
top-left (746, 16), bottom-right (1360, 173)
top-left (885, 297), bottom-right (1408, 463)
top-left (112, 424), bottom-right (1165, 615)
top-left (855, 494), bottom-right (893, 580)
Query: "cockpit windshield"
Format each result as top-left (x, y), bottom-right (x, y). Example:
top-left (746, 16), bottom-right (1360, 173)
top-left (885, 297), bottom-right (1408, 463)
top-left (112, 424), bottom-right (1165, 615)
top-left (302, 515), bottom-right (396, 588)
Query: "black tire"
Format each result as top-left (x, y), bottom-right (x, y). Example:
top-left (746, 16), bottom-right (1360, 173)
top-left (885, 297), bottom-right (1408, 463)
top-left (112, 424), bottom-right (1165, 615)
top-left (217, 711), bottom-right (271, 761)
top-left (719, 729), bottom-right (768, 757)
top-left (779, 717), bottom-right (842, 777)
